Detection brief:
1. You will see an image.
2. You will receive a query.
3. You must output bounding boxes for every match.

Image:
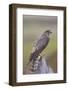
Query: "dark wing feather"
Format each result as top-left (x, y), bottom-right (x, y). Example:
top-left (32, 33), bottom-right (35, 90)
top-left (35, 35), bottom-right (49, 51)
top-left (29, 35), bottom-right (49, 61)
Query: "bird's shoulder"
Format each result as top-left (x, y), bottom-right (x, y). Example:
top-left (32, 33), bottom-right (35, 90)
top-left (38, 34), bottom-right (49, 43)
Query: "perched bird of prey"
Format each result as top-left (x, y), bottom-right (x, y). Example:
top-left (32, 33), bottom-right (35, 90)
top-left (29, 30), bottom-right (52, 63)
top-left (26, 30), bottom-right (52, 72)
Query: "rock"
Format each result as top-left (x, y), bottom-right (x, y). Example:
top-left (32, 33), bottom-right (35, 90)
top-left (25, 56), bottom-right (53, 74)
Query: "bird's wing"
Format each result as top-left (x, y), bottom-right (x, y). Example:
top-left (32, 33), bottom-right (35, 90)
top-left (29, 34), bottom-right (49, 62)
top-left (34, 35), bottom-right (49, 51)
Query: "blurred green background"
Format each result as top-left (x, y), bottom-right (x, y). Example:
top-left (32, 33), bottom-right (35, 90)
top-left (23, 15), bottom-right (57, 74)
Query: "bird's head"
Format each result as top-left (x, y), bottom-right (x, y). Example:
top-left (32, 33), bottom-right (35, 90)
top-left (44, 30), bottom-right (52, 37)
